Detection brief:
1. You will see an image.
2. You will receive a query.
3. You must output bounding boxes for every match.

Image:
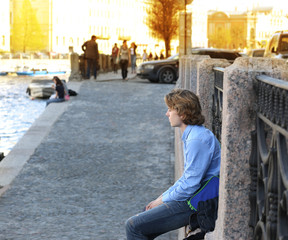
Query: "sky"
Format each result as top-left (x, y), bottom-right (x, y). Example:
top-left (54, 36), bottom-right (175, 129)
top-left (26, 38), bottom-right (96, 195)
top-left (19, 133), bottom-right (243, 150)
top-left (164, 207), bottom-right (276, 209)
top-left (193, 0), bottom-right (288, 11)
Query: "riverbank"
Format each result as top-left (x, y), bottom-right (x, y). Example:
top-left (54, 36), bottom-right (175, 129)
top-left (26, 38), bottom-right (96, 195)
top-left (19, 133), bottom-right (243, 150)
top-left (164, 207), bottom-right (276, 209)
top-left (0, 73), bottom-right (71, 156)
top-left (0, 72), bottom-right (177, 239)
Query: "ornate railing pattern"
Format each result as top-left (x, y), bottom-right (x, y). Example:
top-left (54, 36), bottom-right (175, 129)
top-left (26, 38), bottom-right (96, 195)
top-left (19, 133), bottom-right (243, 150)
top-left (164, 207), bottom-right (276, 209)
top-left (212, 67), bottom-right (224, 143)
top-left (249, 74), bottom-right (288, 240)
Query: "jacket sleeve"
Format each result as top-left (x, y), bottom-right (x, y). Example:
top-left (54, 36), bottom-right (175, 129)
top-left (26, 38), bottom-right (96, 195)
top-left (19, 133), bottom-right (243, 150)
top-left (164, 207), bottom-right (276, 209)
top-left (82, 42), bottom-right (87, 52)
top-left (162, 140), bottom-right (212, 202)
top-left (96, 43), bottom-right (99, 60)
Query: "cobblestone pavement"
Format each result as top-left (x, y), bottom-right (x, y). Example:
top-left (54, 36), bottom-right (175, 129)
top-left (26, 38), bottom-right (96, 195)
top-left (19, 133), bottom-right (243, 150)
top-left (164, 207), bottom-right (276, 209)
top-left (0, 75), bottom-right (178, 239)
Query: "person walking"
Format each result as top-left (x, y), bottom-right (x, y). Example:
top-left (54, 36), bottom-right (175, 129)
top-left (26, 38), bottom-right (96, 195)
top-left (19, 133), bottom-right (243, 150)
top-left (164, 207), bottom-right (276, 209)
top-left (82, 35), bottom-right (99, 79)
top-left (118, 40), bottom-right (130, 80)
top-left (130, 42), bottom-right (137, 74)
top-left (148, 52), bottom-right (153, 61)
top-left (125, 89), bottom-right (221, 239)
top-left (142, 49), bottom-right (148, 62)
top-left (112, 43), bottom-right (119, 73)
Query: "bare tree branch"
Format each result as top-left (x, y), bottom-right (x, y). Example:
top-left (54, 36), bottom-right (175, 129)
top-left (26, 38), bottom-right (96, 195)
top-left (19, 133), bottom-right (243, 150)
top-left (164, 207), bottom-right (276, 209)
top-left (145, 0), bottom-right (182, 57)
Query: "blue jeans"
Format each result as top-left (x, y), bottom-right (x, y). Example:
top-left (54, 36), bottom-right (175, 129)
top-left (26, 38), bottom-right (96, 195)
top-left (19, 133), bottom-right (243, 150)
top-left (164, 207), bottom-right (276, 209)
top-left (120, 59), bottom-right (128, 79)
top-left (46, 98), bottom-right (65, 107)
top-left (131, 55), bottom-right (137, 71)
top-left (125, 201), bottom-right (193, 240)
top-left (86, 58), bottom-right (98, 79)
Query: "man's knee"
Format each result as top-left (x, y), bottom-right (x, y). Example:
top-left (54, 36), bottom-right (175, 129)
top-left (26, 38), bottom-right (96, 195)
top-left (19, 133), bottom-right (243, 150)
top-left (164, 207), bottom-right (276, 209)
top-left (125, 216), bottom-right (135, 233)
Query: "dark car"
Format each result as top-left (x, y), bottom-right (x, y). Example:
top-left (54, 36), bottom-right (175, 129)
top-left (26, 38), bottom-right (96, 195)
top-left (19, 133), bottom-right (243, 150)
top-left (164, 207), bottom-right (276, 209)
top-left (247, 48), bottom-right (265, 57)
top-left (137, 54), bottom-right (179, 84)
top-left (191, 48), bottom-right (241, 63)
top-left (137, 48), bottom-right (241, 83)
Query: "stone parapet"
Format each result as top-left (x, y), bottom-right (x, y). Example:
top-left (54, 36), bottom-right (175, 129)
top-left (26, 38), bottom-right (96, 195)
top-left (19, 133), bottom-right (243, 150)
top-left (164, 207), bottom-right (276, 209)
top-left (197, 59), bottom-right (231, 130)
top-left (206, 57), bottom-right (288, 240)
top-left (176, 57), bottom-right (288, 239)
top-left (177, 55), bottom-right (210, 90)
top-left (69, 53), bottom-right (81, 81)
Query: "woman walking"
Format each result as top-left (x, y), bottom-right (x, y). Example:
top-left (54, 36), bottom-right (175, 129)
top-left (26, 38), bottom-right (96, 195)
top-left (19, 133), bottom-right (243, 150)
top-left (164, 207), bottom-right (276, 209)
top-left (118, 40), bottom-right (130, 80)
top-left (130, 42), bottom-right (137, 74)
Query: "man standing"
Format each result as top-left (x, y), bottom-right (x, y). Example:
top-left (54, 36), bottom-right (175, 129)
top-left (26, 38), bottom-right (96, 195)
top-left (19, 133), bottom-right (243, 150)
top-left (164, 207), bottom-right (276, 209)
top-left (125, 89), bottom-right (221, 239)
top-left (82, 35), bottom-right (99, 79)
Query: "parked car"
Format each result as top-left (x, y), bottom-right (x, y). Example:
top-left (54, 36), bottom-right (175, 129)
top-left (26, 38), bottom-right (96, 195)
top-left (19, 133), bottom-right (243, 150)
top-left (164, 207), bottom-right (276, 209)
top-left (191, 48), bottom-right (241, 63)
top-left (264, 30), bottom-right (288, 59)
top-left (136, 54), bottom-right (179, 83)
top-left (137, 48), bottom-right (241, 83)
top-left (247, 48), bottom-right (265, 57)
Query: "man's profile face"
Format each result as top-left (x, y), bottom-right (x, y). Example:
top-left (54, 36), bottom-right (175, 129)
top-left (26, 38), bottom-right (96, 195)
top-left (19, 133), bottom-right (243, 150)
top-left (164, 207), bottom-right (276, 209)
top-left (166, 108), bottom-right (183, 128)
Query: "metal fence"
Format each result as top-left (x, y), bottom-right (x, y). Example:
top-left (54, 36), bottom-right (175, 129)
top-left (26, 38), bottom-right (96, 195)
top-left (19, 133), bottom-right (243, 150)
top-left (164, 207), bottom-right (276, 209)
top-left (212, 67), bottom-right (224, 143)
top-left (249, 74), bottom-right (288, 239)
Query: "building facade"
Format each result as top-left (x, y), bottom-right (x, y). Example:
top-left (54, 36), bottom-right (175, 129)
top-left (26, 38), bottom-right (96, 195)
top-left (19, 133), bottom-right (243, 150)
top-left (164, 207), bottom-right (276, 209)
top-left (207, 7), bottom-right (288, 50)
top-left (9, 0), bottom-right (180, 56)
top-left (188, 2), bottom-right (208, 48)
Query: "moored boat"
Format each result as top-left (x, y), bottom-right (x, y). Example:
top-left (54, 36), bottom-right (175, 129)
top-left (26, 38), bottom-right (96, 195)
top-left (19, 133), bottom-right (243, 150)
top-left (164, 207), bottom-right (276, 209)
top-left (26, 79), bottom-right (68, 99)
top-left (17, 69), bottom-right (66, 76)
top-left (26, 79), bottom-right (54, 99)
top-left (16, 65), bottom-right (66, 76)
top-left (0, 72), bottom-right (8, 76)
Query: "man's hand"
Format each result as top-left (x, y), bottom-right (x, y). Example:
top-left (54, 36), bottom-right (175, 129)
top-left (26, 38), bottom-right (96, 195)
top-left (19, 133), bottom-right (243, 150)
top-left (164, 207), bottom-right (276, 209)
top-left (145, 196), bottom-right (163, 211)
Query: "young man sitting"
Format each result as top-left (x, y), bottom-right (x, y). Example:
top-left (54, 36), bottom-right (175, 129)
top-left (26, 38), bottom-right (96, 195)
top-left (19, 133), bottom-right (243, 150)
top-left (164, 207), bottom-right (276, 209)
top-left (125, 89), bottom-right (221, 240)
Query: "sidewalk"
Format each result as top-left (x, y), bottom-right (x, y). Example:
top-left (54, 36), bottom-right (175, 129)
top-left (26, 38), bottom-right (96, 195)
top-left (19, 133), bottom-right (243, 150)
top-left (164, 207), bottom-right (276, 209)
top-left (0, 72), bottom-right (177, 239)
top-left (96, 68), bottom-right (137, 82)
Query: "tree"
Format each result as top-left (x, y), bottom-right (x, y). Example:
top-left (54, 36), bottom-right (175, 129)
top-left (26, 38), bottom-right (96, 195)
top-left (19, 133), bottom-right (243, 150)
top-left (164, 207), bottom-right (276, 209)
top-left (12, 0), bottom-right (45, 53)
top-left (145, 0), bottom-right (183, 57)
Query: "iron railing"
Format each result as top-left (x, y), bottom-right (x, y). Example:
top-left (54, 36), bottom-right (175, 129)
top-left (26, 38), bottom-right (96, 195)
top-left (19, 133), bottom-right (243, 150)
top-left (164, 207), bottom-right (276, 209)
top-left (212, 67), bottom-right (224, 143)
top-left (249, 74), bottom-right (288, 240)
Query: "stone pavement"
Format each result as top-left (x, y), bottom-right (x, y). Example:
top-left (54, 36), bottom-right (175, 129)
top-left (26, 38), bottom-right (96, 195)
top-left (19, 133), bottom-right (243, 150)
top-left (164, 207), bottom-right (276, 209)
top-left (0, 71), bottom-right (178, 239)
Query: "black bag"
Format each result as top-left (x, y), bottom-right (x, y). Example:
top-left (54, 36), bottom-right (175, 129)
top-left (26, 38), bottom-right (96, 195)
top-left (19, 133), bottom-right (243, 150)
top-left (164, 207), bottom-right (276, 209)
top-left (68, 89), bottom-right (78, 96)
top-left (183, 197), bottom-right (218, 240)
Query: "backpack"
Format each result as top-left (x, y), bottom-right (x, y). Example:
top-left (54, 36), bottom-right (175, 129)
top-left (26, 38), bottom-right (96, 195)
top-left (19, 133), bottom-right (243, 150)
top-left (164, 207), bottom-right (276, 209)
top-left (184, 197), bottom-right (219, 240)
top-left (184, 176), bottom-right (219, 240)
top-left (68, 89), bottom-right (78, 96)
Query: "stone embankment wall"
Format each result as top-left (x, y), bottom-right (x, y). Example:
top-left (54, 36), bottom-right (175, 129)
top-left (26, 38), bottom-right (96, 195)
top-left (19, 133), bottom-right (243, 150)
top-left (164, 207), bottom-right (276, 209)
top-left (176, 56), bottom-right (288, 240)
top-left (0, 59), bottom-right (70, 72)
top-left (0, 53), bottom-right (112, 81)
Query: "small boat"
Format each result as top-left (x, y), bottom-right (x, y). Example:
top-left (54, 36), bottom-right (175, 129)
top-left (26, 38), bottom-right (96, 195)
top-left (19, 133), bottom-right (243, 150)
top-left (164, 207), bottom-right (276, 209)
top-left (17, 69), bottom-right (66, 76)
top-left (26, 79), bottom-right (54, 99)
top-left (26, 79), bottom-right (68, 99)
top-left (0, 72), bottom-right (8, 76)
top-left (16, 66), bottom-right (66, 76)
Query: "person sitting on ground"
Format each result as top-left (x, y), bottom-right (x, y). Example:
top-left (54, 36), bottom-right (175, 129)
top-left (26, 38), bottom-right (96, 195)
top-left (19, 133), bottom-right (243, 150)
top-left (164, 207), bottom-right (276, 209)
top-left (46, 76), bottom-right (65, 107)
top-left (125, 88), bottom-right (221, 240)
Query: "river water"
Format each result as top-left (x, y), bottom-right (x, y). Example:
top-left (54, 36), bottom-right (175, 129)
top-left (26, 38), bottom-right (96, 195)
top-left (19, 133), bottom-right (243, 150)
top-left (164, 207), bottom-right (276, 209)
top-left (0, 75), bottom-right (54, 157)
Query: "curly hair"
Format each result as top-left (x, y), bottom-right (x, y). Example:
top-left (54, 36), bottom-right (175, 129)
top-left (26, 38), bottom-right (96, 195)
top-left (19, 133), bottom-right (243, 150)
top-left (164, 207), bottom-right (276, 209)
top-left (164, 89), bottom-right (205, 125)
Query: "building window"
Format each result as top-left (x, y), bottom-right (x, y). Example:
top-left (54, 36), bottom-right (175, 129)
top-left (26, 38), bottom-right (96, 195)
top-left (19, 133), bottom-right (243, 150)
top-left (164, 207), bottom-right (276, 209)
top-left (2, 36), bottom-right (5, 46)
top-left (63, 37), bottom-right (65, 45)
top-left (56, 37), bottom-right (58, 46)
